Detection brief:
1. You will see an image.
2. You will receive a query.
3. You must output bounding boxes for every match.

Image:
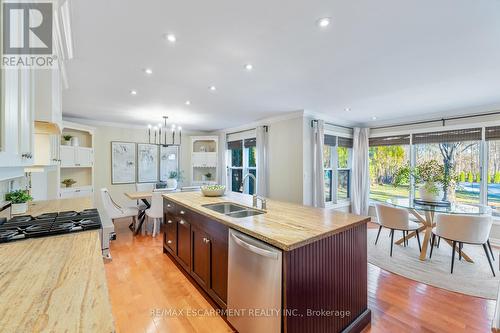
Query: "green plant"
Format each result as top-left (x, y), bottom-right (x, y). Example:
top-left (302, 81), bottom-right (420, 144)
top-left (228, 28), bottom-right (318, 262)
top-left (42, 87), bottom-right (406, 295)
top-left (168, 170), bottom-right (184, 182)
top-left (63, 135), bottom-right (72, 141)
top-left (467, 171), bottom-right (473, 183)
top-left (205, 172), bottom-right (212, 179)
top-left (495, 172), bottom-right (500, 184)
top-left (459, 171), bottom-right (466, 183)
top-left (61, 178), bottom-right (77, 187)
top-left (475, 172), bottom-right (481, 183)
top-left (5, 190), bottom-right (32, 204)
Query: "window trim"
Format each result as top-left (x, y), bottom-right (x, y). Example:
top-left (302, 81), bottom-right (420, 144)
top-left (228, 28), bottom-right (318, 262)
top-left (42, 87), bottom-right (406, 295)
top-left (226, 133), bottom-right (258, 195)
top-left (323, 135), bottom-right (352, 206)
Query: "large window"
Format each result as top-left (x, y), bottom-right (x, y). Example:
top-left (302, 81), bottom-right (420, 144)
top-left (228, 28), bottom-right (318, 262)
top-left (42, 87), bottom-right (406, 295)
top-left (227, 138), bottom-right (257, 195)
top-left (324, 134), bottom-right (352, 204)
top-left (487, 126), bottom-right (500, 216)
top-left (369, 135), bottom-right (410, 202)
top-left (413, 128), bottom-right (481, 205)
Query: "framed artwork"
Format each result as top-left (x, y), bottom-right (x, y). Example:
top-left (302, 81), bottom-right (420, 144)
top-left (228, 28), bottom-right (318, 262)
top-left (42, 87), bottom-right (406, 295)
top-left (160, 145), bottom-right (180, 181)
top-left (111, 142), bottom-right (136, 184)
top-left (137, 143), bottom-right (159, 183)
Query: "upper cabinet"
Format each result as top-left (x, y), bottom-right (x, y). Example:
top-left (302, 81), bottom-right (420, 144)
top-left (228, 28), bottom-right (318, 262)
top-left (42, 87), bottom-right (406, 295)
top-left (33, 67), bottom-right (63, 132)
top-left (0, 68), bottom-right (35, 167)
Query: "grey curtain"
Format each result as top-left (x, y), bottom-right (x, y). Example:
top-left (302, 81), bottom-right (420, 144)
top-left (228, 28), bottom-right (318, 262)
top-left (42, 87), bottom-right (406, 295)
top-left (313, 120), bottom-right (325, 208)
top-left (256, 126), bottom-right (269, 196)
top-left (351, 128), bottom-right (370, 215)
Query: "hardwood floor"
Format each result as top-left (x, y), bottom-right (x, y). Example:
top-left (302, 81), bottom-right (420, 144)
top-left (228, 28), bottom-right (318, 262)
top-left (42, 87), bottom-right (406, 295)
top-left (104, 221), bottom-right (496, 333)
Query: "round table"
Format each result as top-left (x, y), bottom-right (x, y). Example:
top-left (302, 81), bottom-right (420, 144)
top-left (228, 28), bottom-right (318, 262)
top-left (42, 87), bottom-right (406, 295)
top-left (385, 198), bottom-right (491, 261)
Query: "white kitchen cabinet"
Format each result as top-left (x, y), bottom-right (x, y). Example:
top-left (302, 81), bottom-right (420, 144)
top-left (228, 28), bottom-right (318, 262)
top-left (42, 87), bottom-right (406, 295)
top-left (191, 136), bottom-right (218, 185)
top-left (34, 68), bottom-right (62, 132)
top-left (59, 186), bottom-right (93, 199)
top-left (60, 146), bottom-right (93, 167)
top-left (0, 68), bottom-right (35, 167)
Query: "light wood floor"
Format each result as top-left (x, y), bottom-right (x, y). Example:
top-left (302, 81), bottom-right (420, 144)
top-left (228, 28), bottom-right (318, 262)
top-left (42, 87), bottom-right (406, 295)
top-left (104, 221), bottom-right (496, 333)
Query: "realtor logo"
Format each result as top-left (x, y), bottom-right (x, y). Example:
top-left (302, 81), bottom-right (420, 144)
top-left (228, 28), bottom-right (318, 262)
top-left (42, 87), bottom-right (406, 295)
top-left (2, 1), bottom-right (55, 68)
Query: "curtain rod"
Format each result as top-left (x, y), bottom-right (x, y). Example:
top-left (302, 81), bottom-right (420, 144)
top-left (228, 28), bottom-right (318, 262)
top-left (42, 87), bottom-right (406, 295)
top-left (371, 110), bottom-right (500, 130)
top-left (226, 125), bottom-right (268, 137)
top-left (311, 119), bottom-right (353, 130)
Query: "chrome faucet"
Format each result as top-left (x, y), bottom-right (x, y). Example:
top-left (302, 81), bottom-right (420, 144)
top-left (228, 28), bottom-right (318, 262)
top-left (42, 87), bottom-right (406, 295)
top-left (240, 173), bottom-right (266, 210)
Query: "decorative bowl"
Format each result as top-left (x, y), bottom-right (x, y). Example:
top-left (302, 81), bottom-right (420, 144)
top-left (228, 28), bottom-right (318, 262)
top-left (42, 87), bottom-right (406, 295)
top-left (201, 185), bottom-right (226, 197)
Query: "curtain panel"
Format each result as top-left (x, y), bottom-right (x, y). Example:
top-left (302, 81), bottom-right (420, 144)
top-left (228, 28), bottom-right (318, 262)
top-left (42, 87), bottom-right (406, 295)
top-left (313, 120), bottom-right (325, 208)
top-left (351, 128), bottom-right (370, 215)
top-left (256, 126), bottom-right (269, 196)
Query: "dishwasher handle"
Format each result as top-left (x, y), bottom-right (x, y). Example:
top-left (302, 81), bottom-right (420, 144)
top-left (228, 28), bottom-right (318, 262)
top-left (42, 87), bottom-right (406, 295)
top-left (231, 232), bottom-right (279, 259)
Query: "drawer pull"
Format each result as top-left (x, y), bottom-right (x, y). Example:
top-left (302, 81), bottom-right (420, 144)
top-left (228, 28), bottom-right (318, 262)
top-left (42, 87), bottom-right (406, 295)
top-left (180, 210), bottom-right (185, 215)
top-left (203, 237), bottom-right (210, 244)
top-left (179, 220), bottom-right (185, 225)
top-left (167, 204), bottom-right (172, 208)
top-left (167, 240), bottom-right (172, 244)
top-left (167, 220), bottom-right (172, 224)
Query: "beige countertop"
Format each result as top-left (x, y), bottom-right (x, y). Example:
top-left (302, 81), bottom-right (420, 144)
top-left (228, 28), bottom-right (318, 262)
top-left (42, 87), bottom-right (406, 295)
top-left (0, 231), bottom-right (114, 332)
top-left (13, 197), bottom-right (94, 216)
top-left (163, 192), bottom-right (370, 251)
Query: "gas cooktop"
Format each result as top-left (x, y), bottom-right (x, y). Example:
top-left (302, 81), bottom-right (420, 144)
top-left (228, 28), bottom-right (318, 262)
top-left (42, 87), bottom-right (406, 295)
top-left (0, 209), bottom-right (102, 243)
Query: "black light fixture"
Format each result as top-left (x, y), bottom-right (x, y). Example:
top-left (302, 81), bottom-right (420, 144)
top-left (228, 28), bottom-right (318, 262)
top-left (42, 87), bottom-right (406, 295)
top-left (146, 116), bottom-right (182, 145)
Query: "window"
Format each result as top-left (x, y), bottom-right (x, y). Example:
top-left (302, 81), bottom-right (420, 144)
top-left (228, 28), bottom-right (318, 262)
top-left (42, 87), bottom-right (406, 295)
top-left (487, 126), bottom-right (500, 216)
top-left (227, 137), bottom-right (257, 195)
top-left (324, 134), bottom-right (352, 204)
top-left (413, 128), bottom-right (481, 205)
top-left (369, 135), bottom-right (410, 203)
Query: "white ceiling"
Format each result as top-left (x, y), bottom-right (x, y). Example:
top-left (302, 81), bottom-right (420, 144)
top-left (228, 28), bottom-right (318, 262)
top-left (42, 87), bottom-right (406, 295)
top-left (63, 0), bottom-right (500, 131)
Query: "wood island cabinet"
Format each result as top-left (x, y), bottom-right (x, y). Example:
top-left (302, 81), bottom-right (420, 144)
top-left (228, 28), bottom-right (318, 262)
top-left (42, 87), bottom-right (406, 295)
top-left (163, 198), bottom-right (228, 308)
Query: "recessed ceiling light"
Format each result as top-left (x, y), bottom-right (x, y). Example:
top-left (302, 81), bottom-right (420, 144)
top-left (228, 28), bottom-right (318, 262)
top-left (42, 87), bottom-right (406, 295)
top-left (344, 107), bottom-right (351, 112)
top-left (185, 100), bottom-right (191, 105)
top-left (372, 116), bottom-right (377, 120)
top-left (164, 33), bottom-right (176, 43)
top-left (209, 86), bottom-right (216, 91)
top-left (143, 68), bottom-right (153, 75)
top-left (317, 17), bottom-right (331, 28)
top-left (244, 63), bottom-right (253, 71)
top-left (130, 90), bottom-right (137, 95)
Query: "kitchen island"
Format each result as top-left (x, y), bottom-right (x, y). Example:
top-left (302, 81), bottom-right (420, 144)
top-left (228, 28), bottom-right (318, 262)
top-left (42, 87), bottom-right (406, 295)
top-left (0, 198), bottom-right (114, 333)
top-left (162, 191), bottom-right (371, 333)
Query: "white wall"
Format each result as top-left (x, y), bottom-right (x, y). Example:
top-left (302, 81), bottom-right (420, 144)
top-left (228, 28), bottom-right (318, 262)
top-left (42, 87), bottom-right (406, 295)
top-left (267, 116), bottom-right (304, 204)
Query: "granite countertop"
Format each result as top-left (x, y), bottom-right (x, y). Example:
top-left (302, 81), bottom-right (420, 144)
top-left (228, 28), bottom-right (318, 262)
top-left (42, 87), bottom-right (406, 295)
top-left (12, 197), bottom-right (93, 216)
top-left (163, 191), bottom-right (370, 251)
top-left (0, 231), bottom-right (114, 332)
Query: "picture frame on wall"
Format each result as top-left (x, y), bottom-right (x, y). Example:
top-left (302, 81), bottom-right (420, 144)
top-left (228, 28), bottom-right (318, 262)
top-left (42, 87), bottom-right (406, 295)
top-left (137, 143), bottom-right (159, 183)
top-left (111, 142), bottom-right (136, 184)
top-left (160, 145), bottom-right (180, 182)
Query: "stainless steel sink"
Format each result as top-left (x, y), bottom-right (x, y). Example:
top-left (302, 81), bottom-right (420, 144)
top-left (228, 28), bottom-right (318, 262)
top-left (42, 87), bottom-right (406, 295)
top-left (202, 202), bottom-right (266, 218)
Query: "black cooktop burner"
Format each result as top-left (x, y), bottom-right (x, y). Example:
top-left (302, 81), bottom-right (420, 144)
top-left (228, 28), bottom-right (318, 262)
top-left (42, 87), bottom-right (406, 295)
top-left (0, 209), bottom-right (102, 243)
top-left (0, 230), bottom-right (17, 241)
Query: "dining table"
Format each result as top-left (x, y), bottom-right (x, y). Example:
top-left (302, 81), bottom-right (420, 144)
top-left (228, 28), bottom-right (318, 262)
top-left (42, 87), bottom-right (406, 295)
top-left (124, 190), bottom-right (178, 235)
top-left (385, 198), bottom-right (491, 262)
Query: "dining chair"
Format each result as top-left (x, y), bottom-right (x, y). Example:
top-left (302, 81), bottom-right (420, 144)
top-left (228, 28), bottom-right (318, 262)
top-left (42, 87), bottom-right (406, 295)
top-left (135, 183), bottom-right (155, 207)
top-left (375, 203), bottom-right (422, 257)
top-left (430, 213), bottom-right (495, 276)
top-left (145, 191), bottom-right (163, 237)
top-left (100, 188), bottom-right (139, 230)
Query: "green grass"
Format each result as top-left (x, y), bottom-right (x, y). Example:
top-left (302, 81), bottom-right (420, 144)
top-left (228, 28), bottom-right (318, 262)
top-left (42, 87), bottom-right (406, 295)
top-left (369, 183), bottom-right (484, 205)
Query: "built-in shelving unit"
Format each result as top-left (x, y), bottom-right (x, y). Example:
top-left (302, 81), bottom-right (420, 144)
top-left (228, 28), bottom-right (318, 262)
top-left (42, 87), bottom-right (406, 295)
top-left (191, 136), bottom-right (218, 185)
top-left (59, 122), bottom-right (95, 198)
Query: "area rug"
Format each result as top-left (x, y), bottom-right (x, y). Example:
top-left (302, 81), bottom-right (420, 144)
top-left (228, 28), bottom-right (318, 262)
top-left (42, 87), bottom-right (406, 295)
top-left (367, 228), bottom-right (500, 299)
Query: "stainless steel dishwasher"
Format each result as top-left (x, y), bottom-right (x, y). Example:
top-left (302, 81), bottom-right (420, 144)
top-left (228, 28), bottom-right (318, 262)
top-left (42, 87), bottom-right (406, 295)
top-left (227, 229), bottom-right (282, 333)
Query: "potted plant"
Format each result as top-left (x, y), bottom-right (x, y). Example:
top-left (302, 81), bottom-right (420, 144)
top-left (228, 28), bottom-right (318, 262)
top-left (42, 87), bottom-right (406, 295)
top-left (204, 172), bottom-right (212, 180)
top-left (394, 160), bottom-right (452, 202)
top-left (5, 190), bottom-right (33, 214)
top-left (61, 178), bottom-right (77, 188)
top-left (62, 135), bottom-right (72, 146)
top-left (167, 171), bottom-right (184, 189)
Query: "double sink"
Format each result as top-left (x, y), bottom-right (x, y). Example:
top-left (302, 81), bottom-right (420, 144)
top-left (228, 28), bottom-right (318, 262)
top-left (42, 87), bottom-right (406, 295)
top-left (202, 202), bottom-right (266, 218)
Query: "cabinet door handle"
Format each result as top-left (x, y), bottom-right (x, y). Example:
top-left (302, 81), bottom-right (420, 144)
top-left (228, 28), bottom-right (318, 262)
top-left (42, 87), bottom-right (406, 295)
top-left (203, 237), bottom-right (210, 244)
top-left (167, 220), bottom-right (172, 224)
top-left (167, 204), bottom-right (172, 208)
top-left (167, 240), bottom-right (172, 244)
top-left (179, 220), bottom-right (185, 225)
top-left (179, 210), bottom-right (185, 215)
